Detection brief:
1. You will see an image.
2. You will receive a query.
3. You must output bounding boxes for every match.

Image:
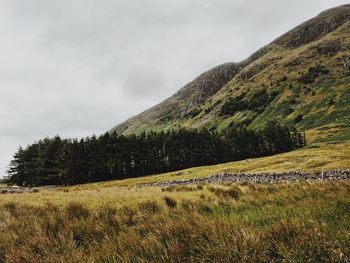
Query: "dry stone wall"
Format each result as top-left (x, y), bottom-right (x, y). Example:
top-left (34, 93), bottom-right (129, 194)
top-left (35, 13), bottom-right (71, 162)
top-left (146, 169), bottom-right (350, 187)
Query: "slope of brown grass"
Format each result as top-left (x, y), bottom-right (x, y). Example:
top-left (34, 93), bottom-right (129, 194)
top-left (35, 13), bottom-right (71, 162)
top-left (0, 180), bottom-right (349, 262)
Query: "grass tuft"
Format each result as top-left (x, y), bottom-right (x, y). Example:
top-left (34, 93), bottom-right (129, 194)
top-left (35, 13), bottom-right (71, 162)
top-left (164, 196), bottom-right (177, 209)
top-left (65, 202), bottom-right (90, 220)
top-left (208, 185), bottom-right (241, 200)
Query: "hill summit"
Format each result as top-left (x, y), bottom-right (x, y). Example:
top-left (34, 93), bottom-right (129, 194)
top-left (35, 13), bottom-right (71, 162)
top-left (112, 4), bottom-right (350, 143)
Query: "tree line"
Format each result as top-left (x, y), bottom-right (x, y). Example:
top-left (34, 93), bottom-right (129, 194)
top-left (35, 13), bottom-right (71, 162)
top-left (7, 121), bottom-right (306, 186)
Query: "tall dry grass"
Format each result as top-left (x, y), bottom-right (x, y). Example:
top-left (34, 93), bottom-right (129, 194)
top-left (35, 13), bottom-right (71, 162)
top-left (0, 180), bottom-right (349, 262)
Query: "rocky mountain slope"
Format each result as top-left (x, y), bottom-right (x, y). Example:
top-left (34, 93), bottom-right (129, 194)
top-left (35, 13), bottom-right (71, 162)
top-left (112, 4), bottom-right (350, 143)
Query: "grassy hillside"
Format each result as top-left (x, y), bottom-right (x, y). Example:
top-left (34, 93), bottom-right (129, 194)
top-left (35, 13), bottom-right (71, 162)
top-left (112, 5), bottom-right (350, 143)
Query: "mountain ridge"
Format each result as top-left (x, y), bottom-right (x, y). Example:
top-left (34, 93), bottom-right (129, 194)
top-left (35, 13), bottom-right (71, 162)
top-left (112, 4), bottom-right (350, 142)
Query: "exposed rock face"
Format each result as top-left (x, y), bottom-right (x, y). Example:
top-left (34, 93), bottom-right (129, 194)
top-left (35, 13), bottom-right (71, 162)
top-left (317, 40), bottom-right (343, 56)
top-left (171, 63), bottom-right (241, 114)
top-left (276, 4), bottom-right (350, 48)
top-left (341, 55), bottom-right (350, 70)
top-left (112, 62), bottom-right (242, 133)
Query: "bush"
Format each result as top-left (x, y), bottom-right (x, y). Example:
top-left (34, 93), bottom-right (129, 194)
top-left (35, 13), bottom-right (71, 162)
top-left (184, 108), bottom-right (201, 118)
top-left (294, 114), bottom-right (304, 123)
top-left (287, 107), bottom-right (294, 114)
top-left (328, 98), bottom-right (335, 105)
top-left (299, 65), bottom-right (330, 84)
top-left (278, 75), bottom-right (288, 84)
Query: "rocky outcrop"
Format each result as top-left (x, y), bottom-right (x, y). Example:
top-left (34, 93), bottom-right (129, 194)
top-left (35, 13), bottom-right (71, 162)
top-left (111, 62), bottom-right (242, 133)
top-left (173, 63), bottom-right (241, 115)
top-left (341, 55), bottom-right (350, 70)
top-left (276, 4), bottom-right (350, 48)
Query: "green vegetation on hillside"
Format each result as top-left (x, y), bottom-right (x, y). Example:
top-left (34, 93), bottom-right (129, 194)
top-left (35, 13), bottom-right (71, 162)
top-left (298, 65), bottom-right (330, 84)
top-left (220, 89), bottom-right (279, 116)
top-left (111, 5), bottom-right (350, 143)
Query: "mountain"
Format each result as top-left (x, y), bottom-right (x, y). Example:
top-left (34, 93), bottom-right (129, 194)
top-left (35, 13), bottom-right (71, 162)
top-left (112, 4), bottom-right (350, 143)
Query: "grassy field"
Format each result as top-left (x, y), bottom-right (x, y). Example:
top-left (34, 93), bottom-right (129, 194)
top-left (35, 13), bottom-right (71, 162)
top-left (1, 140), bottom-right (349, 208)
top-left (0, 140), bottom-right (349, 262)
top-left (0, 180), bottom-right (349, 262)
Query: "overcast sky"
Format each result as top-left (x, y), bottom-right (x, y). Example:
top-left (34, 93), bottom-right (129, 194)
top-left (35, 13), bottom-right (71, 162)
top-left (0, 0), bottom-right (348, 177)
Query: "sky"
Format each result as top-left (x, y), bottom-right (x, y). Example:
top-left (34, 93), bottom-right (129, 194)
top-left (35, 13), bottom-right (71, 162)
top-left (0, 0), bottom-right (348, 177)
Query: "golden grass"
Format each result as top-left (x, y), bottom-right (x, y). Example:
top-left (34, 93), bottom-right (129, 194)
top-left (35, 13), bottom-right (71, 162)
top-left (1, 140), bottom-right (349, 208)
top-left (0, 185), bottom-right (201, 208)
top-left (0, 180), bottom-right (349, 262)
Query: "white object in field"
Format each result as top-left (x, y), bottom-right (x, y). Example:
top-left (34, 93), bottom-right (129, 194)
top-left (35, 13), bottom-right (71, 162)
top-left (10, 185), bottom-right (21, 193)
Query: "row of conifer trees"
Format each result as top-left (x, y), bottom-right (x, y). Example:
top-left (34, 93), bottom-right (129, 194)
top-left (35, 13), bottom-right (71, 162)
top-left (7, 121), bottom-right (305, 186)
